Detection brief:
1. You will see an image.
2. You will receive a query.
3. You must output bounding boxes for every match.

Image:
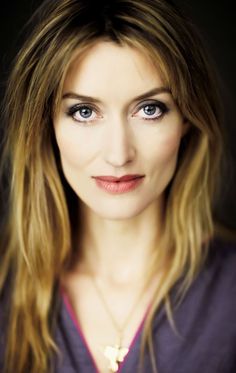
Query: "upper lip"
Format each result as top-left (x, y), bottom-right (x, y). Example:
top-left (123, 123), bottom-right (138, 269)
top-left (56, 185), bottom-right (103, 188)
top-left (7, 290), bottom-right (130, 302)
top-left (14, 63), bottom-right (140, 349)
top-left (92, 174), bottom-right (144, 182)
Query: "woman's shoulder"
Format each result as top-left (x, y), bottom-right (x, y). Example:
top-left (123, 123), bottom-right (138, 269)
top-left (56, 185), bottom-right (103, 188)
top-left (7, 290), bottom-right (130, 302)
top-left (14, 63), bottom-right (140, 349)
top-left (151, 236), bottom-right (236, 373)
top-left (205, 234), bottom-right (236, 280)
top-left (154, 234), bottom-right (236, 330)
top-left (186, 235), bottom-right (236, 303)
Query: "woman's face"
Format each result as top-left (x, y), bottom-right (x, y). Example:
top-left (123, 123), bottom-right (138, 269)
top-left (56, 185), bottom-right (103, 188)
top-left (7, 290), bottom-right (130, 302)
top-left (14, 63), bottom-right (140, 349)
top-left (54, 41), bottom-right (186, 220)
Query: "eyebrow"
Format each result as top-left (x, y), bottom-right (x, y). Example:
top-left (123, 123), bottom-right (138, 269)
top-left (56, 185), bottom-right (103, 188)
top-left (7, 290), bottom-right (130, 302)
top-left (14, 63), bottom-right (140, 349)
top-left (62, 87), bottom-right (171, 104)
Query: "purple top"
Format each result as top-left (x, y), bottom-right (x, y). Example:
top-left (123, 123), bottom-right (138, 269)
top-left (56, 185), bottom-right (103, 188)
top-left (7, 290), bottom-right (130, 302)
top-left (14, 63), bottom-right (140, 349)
top-left (1, 237), bottom-right (236, 372)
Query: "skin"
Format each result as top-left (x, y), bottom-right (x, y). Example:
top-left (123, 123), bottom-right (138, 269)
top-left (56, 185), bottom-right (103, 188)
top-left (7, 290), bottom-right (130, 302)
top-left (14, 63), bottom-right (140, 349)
top-left (54, 41), bottom-right (188, 371)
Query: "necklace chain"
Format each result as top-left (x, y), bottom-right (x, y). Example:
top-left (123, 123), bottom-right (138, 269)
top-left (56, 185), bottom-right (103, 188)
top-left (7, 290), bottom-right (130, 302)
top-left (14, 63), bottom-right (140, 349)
top-left (91, 275), bottom-right (149, 336)
top-left (91, 274), bottom-right (152, 372)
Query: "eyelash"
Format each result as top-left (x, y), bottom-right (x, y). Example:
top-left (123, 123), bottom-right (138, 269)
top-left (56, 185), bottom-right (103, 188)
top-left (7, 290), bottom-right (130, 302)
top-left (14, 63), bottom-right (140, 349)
top-left (66, 104), bottom-right (99, 123)
top-left (136, 101), bottom-right (169, 121)
top-left (66, 100), bottom-right (169, 124)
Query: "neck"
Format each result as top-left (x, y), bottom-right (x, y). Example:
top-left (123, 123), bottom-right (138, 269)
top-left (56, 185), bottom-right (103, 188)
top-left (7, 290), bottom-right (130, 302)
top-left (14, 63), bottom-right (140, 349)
top-left (75, 200), bottom-right (164, 284)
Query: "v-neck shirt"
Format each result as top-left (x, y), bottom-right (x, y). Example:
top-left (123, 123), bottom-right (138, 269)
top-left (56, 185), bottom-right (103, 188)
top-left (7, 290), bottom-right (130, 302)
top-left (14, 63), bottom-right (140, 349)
top-left (56, 290), bottom-right (147, 372)
top-left (53, 237), bottom-right (236, 373)
top-left (1, 237), bottom-right (236, 372)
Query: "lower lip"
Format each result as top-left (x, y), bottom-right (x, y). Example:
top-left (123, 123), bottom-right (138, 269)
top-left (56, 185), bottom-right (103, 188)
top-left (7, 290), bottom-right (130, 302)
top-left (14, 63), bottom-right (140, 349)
top-left (94, 177), bottom-right (144, 194)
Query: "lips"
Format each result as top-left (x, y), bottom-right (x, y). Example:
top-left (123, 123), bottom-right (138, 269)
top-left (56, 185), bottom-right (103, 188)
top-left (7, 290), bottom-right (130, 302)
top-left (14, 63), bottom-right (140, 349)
top-left (92, 174), bottom-right (145, 194)
top-left (92, 175), bottom-right (144, 182)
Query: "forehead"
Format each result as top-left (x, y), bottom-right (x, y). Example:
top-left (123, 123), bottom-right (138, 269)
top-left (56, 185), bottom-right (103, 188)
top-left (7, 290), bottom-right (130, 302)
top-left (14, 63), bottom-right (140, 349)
top-left (63, 41), bottom-right (166, 102)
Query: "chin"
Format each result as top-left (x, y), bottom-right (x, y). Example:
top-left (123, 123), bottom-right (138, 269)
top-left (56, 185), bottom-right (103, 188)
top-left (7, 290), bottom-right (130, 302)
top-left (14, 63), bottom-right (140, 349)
top-left (84, 197), bottom-right (155, 221)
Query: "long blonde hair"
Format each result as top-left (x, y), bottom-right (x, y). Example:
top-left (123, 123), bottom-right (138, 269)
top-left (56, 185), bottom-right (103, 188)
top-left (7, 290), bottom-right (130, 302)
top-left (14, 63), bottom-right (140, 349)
top-left (0, 0), bottom-right (223, 372)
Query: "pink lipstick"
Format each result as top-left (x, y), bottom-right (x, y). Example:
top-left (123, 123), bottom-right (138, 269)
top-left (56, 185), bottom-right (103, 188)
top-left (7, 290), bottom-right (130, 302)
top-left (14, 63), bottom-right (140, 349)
top-left (92, 174), bottom-right (145, 194)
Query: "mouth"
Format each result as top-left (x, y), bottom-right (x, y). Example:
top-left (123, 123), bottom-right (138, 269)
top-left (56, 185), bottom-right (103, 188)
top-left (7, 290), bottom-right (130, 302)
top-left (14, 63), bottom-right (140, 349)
top-left (92, 175), bottom-right (145, 194)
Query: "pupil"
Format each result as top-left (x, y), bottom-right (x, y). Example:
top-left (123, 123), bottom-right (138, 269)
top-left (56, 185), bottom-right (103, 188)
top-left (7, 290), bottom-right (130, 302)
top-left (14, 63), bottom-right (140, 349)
top-left (80, 107), bottom-right (92, 118)
top-left (144, 105), bottom-right (156, 115)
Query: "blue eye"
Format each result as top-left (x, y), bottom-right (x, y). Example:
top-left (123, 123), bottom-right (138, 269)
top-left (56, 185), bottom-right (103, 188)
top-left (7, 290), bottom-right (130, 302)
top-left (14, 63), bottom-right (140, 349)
top-left (66, 104), bottom-right (96, 122)
top-left (137, 101), bottom-right (169, 121)
top-left (79, 106), bottom-right (93, 118)
top-left (143, 105), bottom-right (157, 115)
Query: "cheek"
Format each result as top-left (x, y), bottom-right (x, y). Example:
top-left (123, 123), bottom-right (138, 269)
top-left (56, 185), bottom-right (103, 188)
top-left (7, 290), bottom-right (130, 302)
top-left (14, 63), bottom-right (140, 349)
top-left (146, 129), bottom-right (182, 167)
top-left (161, 132), bottom-right (182, 160)
top-left (54, 125), bottom-right (97, 169)
top-left (145, 132), bottom-right (182, 196)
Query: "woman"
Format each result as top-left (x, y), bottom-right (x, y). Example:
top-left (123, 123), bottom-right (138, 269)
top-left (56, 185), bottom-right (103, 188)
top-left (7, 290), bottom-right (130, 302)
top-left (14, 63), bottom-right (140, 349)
top-left (0, 0), bottom-right (235, 372)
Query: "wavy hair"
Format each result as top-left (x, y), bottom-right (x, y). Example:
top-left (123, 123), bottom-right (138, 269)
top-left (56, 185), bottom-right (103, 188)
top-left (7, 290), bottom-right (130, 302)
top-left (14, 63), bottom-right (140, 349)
top-left (0, 0), bottom-right (223, 372)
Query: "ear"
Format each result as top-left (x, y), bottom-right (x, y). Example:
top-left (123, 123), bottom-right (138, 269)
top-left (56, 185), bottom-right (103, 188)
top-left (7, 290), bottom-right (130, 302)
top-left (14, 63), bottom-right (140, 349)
top-left (181, 118), bottom-right (190, 137)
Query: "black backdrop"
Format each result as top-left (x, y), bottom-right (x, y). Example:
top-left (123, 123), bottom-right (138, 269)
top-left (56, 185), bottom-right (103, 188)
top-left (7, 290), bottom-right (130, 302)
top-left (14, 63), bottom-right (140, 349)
top-left (0, 0), bottom-right (235, 230)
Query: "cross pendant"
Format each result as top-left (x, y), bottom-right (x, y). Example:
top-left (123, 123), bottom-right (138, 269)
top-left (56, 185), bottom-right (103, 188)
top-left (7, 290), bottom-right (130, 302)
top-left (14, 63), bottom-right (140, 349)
top-left (104, 344), bottom-right (129, 372)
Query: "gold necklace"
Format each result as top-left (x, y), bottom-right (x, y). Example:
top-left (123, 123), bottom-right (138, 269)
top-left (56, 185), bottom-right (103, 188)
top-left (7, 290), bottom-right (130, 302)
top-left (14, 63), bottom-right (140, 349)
top-left (91, 275), bottom-right (150, 372)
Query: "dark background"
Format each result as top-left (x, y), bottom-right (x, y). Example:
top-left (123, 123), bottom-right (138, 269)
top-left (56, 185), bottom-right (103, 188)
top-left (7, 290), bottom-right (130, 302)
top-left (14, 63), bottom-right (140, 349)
top-left (0, 0), bottom-right (235, 230)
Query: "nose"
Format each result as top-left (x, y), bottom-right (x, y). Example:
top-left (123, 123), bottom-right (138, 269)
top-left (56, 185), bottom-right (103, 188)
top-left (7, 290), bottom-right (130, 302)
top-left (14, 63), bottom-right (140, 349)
top-left (103, 116), bottom-right (136, 167)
